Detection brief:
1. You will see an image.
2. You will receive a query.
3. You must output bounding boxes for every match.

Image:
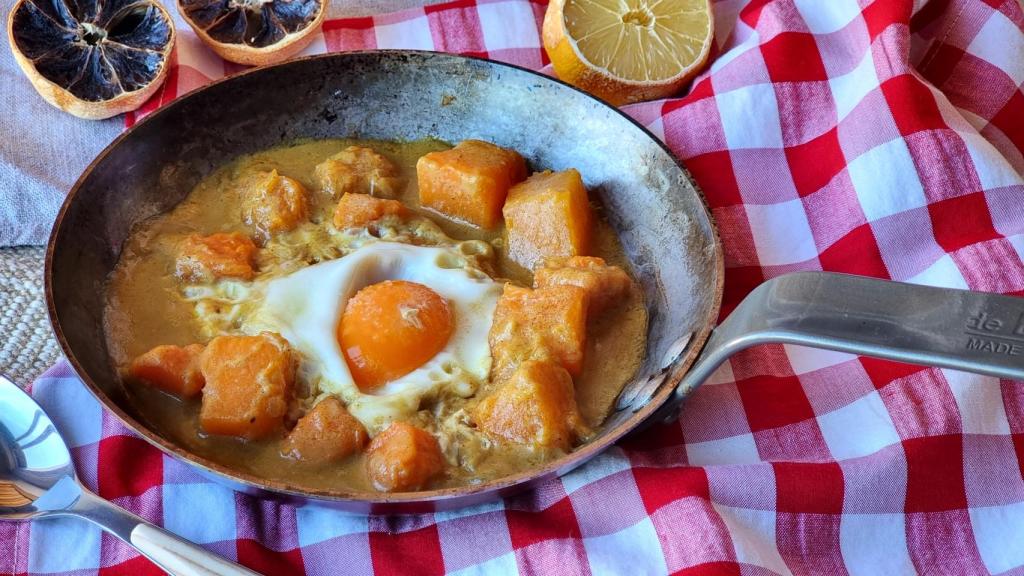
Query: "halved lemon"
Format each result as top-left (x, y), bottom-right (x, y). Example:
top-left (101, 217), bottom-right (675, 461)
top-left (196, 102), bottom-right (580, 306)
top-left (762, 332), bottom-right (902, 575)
top-left (177, 0), bottom-right (326, 66)
top-left (543, 0), bottom-right (714, 106)
top-left (7, 0), bottom-right (175, 119)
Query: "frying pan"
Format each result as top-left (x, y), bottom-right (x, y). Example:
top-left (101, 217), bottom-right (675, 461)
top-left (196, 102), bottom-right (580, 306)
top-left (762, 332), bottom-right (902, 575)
top-left (46, 50), bottom-right (1024, 513)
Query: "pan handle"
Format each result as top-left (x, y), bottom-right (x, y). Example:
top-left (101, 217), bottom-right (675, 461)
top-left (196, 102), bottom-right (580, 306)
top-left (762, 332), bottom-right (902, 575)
top-left (655, 271), bottom-right (1024, 420)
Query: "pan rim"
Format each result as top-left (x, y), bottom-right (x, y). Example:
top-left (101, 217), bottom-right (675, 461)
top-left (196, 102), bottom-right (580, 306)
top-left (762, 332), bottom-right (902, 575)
top-left (44, 49), bottom-right (725, 508)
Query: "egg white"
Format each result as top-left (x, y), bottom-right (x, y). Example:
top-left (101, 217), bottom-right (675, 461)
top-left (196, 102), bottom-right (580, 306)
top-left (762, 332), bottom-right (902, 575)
top-left (242, 242), bottom-right (502, 432)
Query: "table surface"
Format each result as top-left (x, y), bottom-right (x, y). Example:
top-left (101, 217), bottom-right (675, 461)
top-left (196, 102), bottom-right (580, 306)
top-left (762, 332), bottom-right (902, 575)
top-left (0, 0), bottom-right (444, 387)
top-left (0, 247), bottom-right (59, 385)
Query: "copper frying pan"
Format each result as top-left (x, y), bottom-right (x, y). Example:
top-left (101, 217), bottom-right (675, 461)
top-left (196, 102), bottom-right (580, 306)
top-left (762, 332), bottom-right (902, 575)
top-left (46, 51), bottom-right (1024, 513)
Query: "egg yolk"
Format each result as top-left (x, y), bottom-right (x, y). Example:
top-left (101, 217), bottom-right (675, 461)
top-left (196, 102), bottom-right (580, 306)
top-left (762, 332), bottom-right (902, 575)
top-left (339, 280), bottom-right (455, 391)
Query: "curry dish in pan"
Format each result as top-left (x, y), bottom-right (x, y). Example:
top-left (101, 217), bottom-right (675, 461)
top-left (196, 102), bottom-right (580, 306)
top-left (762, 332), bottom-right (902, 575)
top-left (103, 138), bottom-right (647, 492)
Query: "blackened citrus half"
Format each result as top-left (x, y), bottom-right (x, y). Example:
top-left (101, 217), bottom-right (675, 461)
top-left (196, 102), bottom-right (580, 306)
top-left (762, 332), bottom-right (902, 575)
top-left (178, 0), bottom-right (325, 66)
top-left (8, 0), bottom-right (175, 119)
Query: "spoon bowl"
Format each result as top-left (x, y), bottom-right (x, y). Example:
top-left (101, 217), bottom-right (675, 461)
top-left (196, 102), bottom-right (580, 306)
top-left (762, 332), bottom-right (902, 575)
top-left (0, 375), bottom-right (80, 520)
top-left (0, 375), bottom-right (259, 575)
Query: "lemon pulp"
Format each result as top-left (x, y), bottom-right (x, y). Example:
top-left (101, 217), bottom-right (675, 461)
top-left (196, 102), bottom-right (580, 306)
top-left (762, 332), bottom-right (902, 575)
top-left (566, 0), bottom-right (711, 81)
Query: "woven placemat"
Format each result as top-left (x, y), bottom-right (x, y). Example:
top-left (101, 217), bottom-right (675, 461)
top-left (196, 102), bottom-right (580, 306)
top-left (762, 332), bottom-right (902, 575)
top-left (0, 246), bottom-right (61, 386)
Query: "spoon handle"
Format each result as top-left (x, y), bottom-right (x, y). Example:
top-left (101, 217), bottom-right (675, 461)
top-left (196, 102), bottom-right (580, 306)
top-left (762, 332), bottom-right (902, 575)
top-left (130, 523), bottom-right (260, 576)
top-left (71, 489), bottom-right (261, 576)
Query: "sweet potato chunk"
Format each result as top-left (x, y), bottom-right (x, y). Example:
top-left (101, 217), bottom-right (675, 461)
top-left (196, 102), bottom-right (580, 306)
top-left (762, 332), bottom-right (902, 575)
top-left (417, 140), bottom-right (527, 229)
top-left (488, 284), bottom-right (588, 382)
top-left (315, 146), bottom-right (402, 198)
top-left (365, 422), bottom-right (445, 492)
top-left (239, 169), bottom-right (309, 236)
top-left (503, 169), bottom-right (592, 270)
top-left (474, 360), bottom-right (582, 450)
top-left (282, 397), bottom-right (368, 464)
top-left (332, 193), bottom-right (410, 229)
top-left (128, 344), bottom-right (205, 399)
top-left (199, 333), bottom-right (295, 440)
top-left (534, 256), bottom-right (634, 315)
top-left (176, 232), bottom-right (258, 282)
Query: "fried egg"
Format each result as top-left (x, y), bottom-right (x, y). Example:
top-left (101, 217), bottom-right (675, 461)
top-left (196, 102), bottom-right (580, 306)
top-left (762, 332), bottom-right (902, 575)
top-left (242, 242), bottom-right (502, 431)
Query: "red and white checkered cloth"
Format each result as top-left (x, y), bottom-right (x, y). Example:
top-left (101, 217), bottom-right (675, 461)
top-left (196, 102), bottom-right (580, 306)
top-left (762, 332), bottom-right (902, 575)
top-left (5, 0), bottom-right (1024, 574)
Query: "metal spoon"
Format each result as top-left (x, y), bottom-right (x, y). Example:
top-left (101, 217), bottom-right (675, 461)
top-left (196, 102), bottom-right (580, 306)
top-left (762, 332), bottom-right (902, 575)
top-left (0, 375), bottom-right (260, 576)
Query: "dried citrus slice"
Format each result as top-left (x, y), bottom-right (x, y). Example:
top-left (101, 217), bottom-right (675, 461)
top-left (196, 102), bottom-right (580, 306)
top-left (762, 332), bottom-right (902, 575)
top-left (543, 0), bottom-right (713, 106)
top-left (177, 0), bottom-right (325, 66)
top-left (7, 0), bottom-right (175, 119)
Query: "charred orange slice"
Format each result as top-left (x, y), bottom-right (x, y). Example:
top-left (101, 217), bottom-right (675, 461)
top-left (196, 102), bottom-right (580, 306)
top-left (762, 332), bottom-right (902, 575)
top-left (7, 0), bottom-right (175, 119)
top-left (177, 0), bottom-right (325, 66)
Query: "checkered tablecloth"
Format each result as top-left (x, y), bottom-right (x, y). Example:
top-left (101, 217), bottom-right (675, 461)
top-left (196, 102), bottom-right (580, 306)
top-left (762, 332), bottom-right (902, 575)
top-left (4, 0), bottom-right (1024, 574)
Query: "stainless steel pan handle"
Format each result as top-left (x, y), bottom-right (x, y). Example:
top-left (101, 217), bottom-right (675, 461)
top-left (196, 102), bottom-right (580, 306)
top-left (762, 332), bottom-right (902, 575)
top-left (656, 271), bottom-right (1024, 420)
